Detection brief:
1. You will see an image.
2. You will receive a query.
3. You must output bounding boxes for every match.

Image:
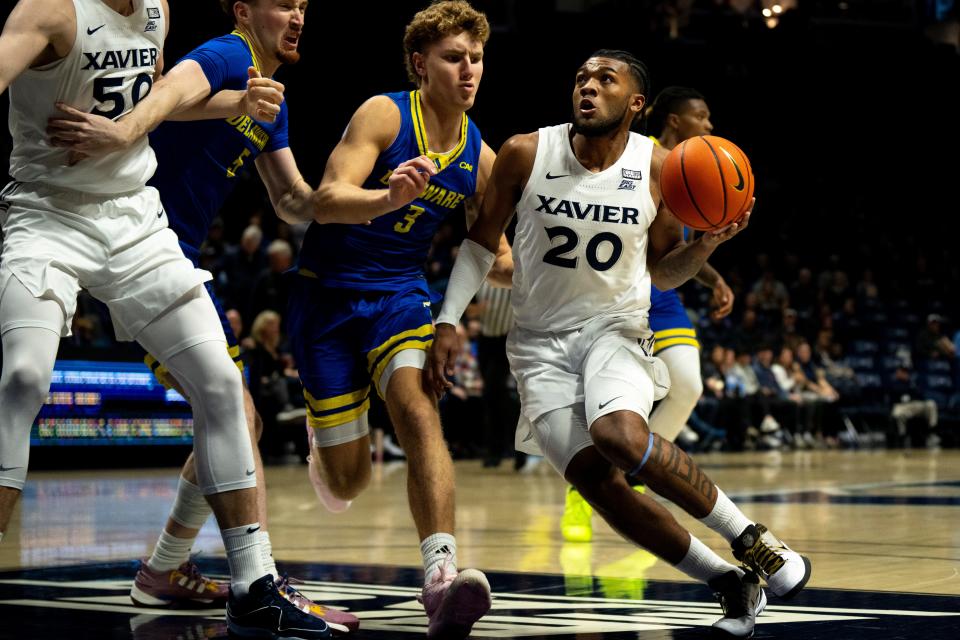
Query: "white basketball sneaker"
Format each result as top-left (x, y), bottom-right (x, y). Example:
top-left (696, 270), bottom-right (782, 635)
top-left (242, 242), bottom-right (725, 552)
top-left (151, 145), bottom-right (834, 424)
top-left (732, 523), bottom-right (811, 598)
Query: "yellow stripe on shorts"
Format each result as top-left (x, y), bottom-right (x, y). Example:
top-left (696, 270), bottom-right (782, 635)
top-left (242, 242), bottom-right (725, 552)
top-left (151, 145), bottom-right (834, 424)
top-left (367, 324), bottom-right (434, 398)
top-left (303, 387), bottom-right (370, 429)
top-left (653, 328), bottom-right (697, 340)
top-left (653, 336), bottom-right (700, 354)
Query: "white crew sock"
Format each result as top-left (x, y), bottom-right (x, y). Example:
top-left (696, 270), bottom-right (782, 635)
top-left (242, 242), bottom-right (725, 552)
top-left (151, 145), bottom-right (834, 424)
top-left (259, 530), bottom-right (279, 579)
top-left (421, 532), bottom-right (457, 584)
top-left (146, 530), bottom-right (194, 572)
top-left (674, 534), bottom-right (742, 583)
top-left (699, 489), bottom-right (754, 543)
top-left (222, 523), bottom-right (266, 596)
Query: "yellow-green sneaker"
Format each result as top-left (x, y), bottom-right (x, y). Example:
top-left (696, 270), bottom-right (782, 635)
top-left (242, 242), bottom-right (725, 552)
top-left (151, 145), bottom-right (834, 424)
top-left (561, 486), bottom-right (593, 542)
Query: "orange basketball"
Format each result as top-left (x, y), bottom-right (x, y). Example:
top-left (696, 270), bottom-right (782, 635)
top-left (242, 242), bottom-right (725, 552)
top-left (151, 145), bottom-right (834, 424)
top-left (659, 135), bottom-right (755, 231)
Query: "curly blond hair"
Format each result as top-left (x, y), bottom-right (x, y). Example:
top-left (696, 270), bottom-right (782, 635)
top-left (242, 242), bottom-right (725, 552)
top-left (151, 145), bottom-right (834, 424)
top-left (403, 1), bottom-right (490, 86)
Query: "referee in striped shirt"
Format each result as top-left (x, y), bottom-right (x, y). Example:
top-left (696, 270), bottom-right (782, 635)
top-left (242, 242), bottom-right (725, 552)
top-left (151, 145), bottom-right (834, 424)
top-left (475, 281), bottom-right (519, 468)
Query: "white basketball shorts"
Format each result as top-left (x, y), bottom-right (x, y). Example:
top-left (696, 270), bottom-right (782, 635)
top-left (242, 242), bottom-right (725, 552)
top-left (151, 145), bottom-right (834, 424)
top-left (507, 324), bottom-right (671, 474)
top-left (0, 181), bottom-right (210, 341)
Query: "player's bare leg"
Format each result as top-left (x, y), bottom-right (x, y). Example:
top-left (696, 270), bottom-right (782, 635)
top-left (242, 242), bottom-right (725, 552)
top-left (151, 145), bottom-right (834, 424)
top-left (385, 367), bottom-right (490, 639)
top-left (591, 410), bottom-right (812, 598)
top-left (385, 368), bottom-right (455, 538)
top-left (310, 433), bottom-right (372, 506)
top-left (565, 446), bottom-right (692, 562)
top-left (565, 445), bottom-right (765, 638)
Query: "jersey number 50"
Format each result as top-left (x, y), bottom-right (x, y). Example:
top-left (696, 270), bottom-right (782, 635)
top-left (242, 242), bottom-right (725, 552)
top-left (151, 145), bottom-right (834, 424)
top-left (542, 225), bottom-right (623, 271)
top-left (91, 73), bottom-right (154, 120)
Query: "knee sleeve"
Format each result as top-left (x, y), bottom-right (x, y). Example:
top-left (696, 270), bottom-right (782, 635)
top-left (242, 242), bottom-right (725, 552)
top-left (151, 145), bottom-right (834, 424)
top-left (648, 345), bottom-right (703, 442)
top-left (136, 292), bottom-right (255, 495)
top-left (165, 342), bottom-right (256, 495)
top-left (0, 278), bottom-right (64, 490)
top-left (0, 328), bottom-right (61, 490)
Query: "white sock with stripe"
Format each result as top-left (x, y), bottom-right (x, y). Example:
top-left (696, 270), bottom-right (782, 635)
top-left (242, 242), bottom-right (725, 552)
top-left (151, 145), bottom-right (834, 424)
top-left (147, 530), bottom-right (194, 572)
top-left (223, 523), bottom-right (266, 597)
top-left (421, 532), bottom-right (457, 584)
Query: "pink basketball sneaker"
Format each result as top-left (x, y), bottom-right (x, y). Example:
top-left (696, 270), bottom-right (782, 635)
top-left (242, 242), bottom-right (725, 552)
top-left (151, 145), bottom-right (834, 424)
top-left (418, 561), bottom-right (492, 639)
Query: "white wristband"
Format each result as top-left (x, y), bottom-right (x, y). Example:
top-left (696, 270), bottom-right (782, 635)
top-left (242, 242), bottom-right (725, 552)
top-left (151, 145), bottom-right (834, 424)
top-left (436, 239), bottom-right (495, 326)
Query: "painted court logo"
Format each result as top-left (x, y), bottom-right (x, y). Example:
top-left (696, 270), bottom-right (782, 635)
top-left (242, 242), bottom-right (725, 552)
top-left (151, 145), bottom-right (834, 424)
top-left (1, 569), bottom-right (958, 638)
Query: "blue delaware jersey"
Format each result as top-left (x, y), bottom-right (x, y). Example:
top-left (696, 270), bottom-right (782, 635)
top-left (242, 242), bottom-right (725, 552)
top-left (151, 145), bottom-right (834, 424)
top-left (148, 31), bottom-right (290, 258)
top-left (297, 90), bottom-right (482, 291)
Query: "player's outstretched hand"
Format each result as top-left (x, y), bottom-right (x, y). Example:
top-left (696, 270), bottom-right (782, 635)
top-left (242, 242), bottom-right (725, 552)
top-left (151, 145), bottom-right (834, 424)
top-left (47, 102), bottom-right (134, 161)
top-left (702, 198), bottom-right (754, 246)
top-left (388, 155), bottom-right (436, 209)
top-left (245, 66), bottom-right (284, 123)
top-left (424, 322), bottom-right (457, 400)
top-left (710, 277), bottom-right (735, 320)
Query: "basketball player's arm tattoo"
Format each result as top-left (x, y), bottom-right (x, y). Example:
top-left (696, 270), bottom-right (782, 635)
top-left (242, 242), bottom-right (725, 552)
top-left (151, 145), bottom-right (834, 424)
top-left (650, 434), bottom-right (718, 503)
top-left (648, 203), bottom-right (717, 290)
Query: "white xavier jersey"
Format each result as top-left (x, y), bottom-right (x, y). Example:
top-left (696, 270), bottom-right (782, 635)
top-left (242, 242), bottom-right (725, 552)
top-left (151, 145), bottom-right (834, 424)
top-left (7, 0), bottom-right (164, 194)
top-left (511, 124), bottom-right (658, 333)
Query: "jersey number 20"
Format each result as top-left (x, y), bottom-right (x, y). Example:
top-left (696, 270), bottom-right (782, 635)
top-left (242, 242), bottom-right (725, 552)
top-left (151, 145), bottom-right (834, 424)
top-left (542, 225), bottom-right (623, 271)
top-left (91, 73), bottom-right (154, 120)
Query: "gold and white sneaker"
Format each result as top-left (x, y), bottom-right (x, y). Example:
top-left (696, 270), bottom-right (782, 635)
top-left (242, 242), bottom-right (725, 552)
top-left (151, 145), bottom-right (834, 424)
top-left (732, 523), bottom-right (811, 599)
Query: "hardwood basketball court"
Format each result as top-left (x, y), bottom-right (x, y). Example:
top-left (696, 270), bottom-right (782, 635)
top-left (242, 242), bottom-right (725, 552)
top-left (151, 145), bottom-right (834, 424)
top-left (1, 449), bottom-right (958, 638)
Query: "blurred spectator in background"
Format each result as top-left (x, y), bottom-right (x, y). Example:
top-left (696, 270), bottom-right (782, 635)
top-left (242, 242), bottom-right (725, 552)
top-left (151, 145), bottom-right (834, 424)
top-left (226, 308), bottom-right (248, 350)
top-left (247, 310), bottom-right (297, 460)
top-left (788, 267), bottom-right (819, 323)
top-left (439, 323), bottom-right (484, 460)
top-left (916, 314), bottom-right (956, 360)
top-left (732, 308), bottom-right (764, 355)
top-left (772, 346), bottom-right (821, 448)
top-left (474, 281), bottom-right (519, 468)
top-left (752, 270), bottom-right (789, 318)
top-left (223, 225), bottom-right (266, 321)
top-left (814, 329), bottom-right (858, 396)
top-left (779, 307), bottom-right (803, 352)
top-left (888, 363), bottom-right (940, 449)
top-left (250, 239), bottom-right (294, 324)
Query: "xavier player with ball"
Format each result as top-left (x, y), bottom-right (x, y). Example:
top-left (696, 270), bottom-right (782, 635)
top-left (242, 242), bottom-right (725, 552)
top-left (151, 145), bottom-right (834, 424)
top-left (427, 50), bottom-right (811, 637)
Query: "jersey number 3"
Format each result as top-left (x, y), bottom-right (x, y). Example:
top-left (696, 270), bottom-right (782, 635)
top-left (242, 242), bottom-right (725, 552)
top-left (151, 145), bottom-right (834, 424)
top-left (395, 204), bottom-right (425, 234)
top-left (91, 74), bottom-right (153, 120)
top-left (542, 225), bottom-right (623, 271)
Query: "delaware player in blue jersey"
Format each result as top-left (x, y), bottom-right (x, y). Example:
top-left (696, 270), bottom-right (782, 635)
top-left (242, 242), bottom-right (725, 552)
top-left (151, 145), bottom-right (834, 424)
top-left (47, 0), bottom-right (364, 635)
top-left (289, 3), bottom-right (508, 637)
top-left (559, 87), bottom-right (735, 544)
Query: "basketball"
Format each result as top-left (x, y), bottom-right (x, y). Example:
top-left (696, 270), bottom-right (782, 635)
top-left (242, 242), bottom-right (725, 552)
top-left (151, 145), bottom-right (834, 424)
top-left (659, 135), bottom-right (755, 231)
